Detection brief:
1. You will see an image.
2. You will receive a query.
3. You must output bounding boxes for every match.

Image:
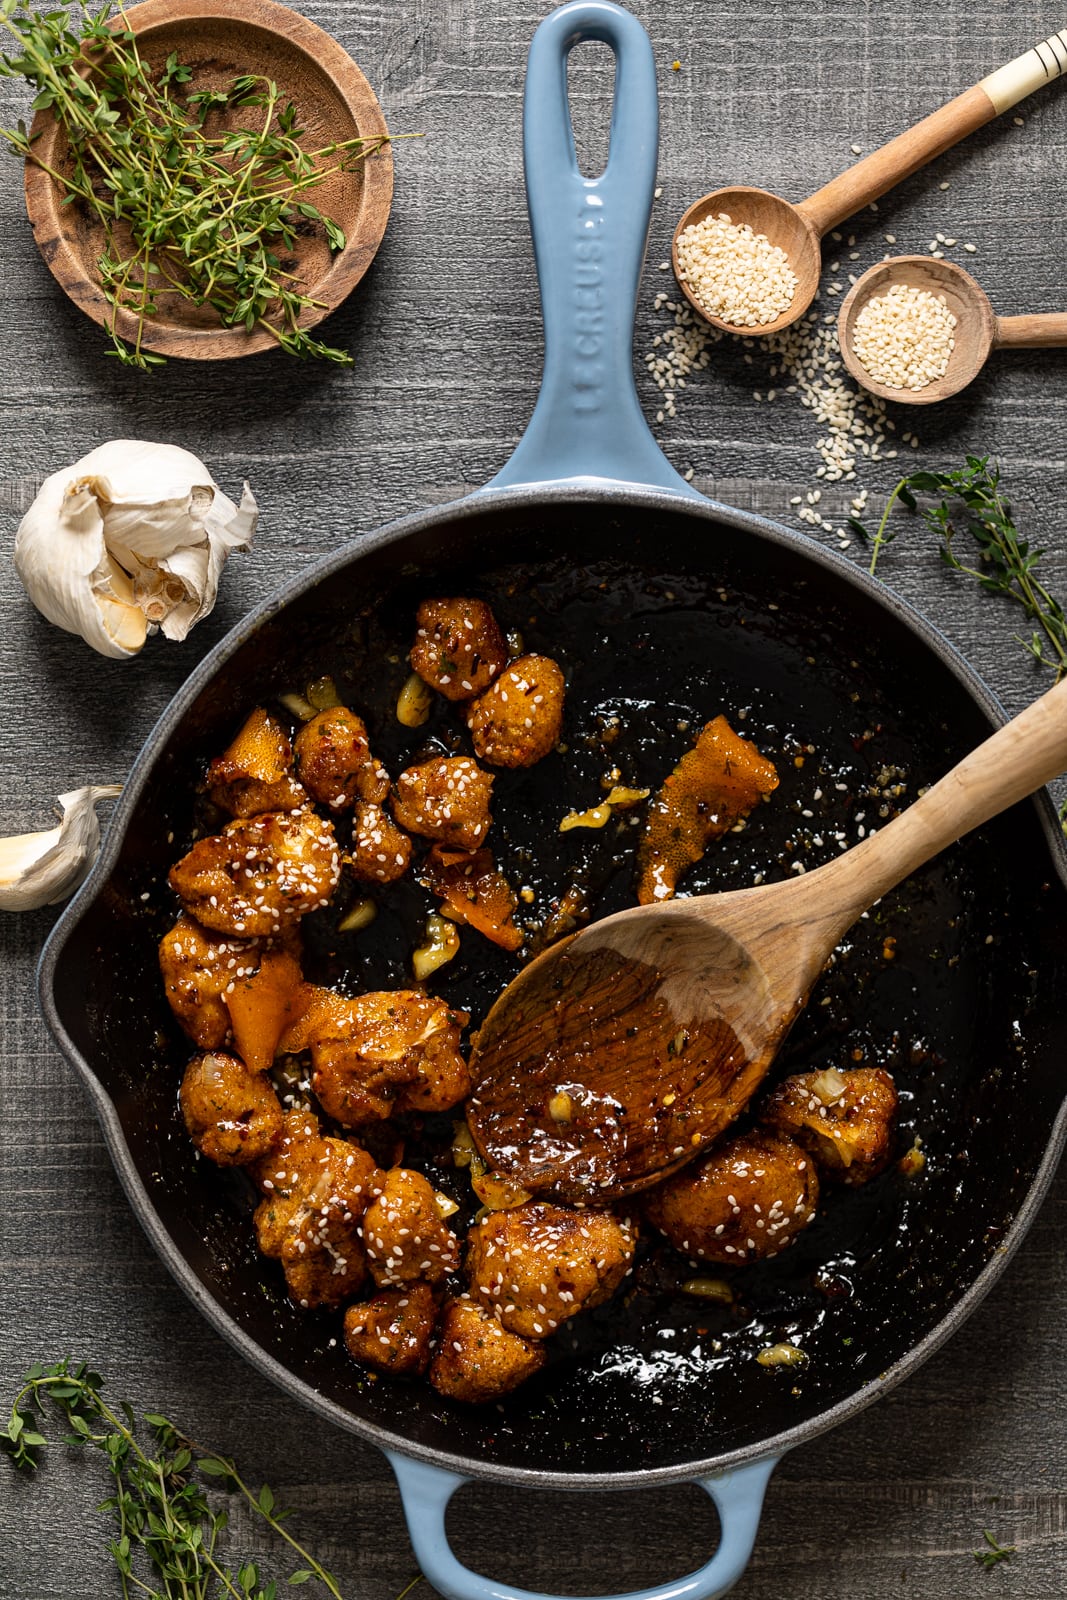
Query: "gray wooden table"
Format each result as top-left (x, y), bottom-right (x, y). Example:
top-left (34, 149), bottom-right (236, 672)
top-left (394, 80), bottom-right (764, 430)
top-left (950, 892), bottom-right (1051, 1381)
top-left (2, 1), bottom-right (1067, 1596)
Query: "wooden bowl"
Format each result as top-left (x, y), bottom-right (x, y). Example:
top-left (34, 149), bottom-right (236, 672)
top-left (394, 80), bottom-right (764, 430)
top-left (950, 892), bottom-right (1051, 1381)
top-left (24, 0), bottom-right (393, 360)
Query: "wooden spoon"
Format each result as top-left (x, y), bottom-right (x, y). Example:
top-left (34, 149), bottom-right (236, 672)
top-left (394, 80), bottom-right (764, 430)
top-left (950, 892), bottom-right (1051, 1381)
top-left (467, 675), bottom-right (1067, 1205)
top-left (671, 29), bottom-right (1067, 338)
top-left (838, 256), bottom-right (1067, 404)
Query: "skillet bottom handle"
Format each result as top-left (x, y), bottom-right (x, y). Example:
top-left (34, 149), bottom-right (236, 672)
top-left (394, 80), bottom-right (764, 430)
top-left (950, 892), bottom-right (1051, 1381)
top-left (385, 1451), bottom-right (780, 1600)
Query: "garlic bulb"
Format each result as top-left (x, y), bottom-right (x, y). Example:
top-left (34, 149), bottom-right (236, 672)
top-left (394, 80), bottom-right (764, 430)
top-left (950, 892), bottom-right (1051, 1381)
top-left (14, 440), bottom-right (257, 659)
top-left (0, 786), bottom-right (122, 911)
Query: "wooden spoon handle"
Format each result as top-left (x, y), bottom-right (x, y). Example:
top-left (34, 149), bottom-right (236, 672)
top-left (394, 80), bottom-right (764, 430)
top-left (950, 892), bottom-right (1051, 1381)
top-left (800, 674), bottom-right (1067, 936)
top-left (797, 87), bottom-right (995, 238)
top-left (797, 30), bottom-right (1067, 239)
top-left (994, 312), bottom-right (1067, 350)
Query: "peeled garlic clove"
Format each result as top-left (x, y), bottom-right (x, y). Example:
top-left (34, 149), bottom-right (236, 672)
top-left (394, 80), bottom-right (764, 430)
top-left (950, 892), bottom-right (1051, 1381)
top-left (14, 440), bottom-right (256, 658)
top-left (0, 786), bottom-right (122, 911)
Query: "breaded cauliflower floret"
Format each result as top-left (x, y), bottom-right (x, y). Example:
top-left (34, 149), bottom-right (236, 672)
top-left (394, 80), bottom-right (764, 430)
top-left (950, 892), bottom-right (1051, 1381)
top-left (348, 801), bottom-right (412, 884)
top-left (395, 1018), bottom-right (472, 1115)
top-left (280, 988), bottom-right (470, 1125)
top-left (409, 597), bottom-right (508, 702)
top-left (169, 808), bottom-right (340, 937)
top-left (391, 756), bottom-right (494, 850)
top-left (761, 1066), bottom-right (898, 1185)
top-left (206, 708), bottom-right (307, 818)
top-left (429, 1296), bottom-right (546, 1404)
top-left (179, 1050), bottom-right (284, 1166)
top-left (343, 1281), bottom-right (437, 1377)
top-left (642, 1129), bottom-right (819, 1264)
top-left (362, 1167), bottom-right (461, 1287)
top-left (464, 655), bottom-right (565, 768)
top-left (159, 915), bottom-right (303, 1066)
top-left (293, 707), bottom-right (381, 811)
top-left (252, 1112), bottom-right (382, 1310)
top-left (159, 915), bottom-right (257, 1048)
top-left (465, 1202), bottom-right (636, 1339)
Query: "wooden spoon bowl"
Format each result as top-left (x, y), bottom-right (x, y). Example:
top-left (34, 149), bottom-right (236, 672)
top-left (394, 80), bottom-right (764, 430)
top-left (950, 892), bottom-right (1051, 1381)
top-left (671, 186), bottom-right (821, 336)
top-left (840, 256), bottom-right (1067, 404)
top-left (838, 256), bottom-right (994, 404)
top-left (24, 0), bottom-right (394, 360)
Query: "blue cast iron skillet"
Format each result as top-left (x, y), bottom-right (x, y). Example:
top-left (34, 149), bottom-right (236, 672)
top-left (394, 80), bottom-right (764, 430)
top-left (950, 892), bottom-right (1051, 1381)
top-left (39, 6), bottom-right (1067, 1598)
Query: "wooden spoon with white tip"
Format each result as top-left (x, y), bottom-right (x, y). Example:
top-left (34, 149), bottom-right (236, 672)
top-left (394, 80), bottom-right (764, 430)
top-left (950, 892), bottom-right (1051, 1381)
top-left (467, 675), bottom-right (1067, 1205)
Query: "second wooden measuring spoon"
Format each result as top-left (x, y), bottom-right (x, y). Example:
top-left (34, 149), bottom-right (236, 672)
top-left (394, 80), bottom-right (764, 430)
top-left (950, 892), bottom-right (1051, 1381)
top-left (671, 29), bottom-right (1067, 338)
top-left (467, 675), bottom-right (1067, 1205)
top-left (838, 255), bottom-right (1067, 403)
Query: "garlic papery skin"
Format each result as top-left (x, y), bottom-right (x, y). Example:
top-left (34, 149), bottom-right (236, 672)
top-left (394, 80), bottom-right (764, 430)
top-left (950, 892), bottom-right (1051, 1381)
top-left (14, 440), bottom-right (257, 659)
top-left (0, 786), bottom-right (122, 911)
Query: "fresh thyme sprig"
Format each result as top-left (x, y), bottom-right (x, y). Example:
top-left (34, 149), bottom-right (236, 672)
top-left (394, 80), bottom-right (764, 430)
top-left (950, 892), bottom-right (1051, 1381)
top-left (850, 456), bottom-right (1067, 681)
top-left (0, 0), bottom-right (400, 367)
top-left (4, 1359), bottom-right (345, 1598)
top-left (973, 1529), bottom-right (1016, 1570)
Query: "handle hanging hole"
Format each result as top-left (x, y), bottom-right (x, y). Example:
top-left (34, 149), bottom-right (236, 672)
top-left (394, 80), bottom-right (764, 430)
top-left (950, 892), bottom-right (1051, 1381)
top-left (446, 1480), bottom-right (721, 1591)
top-left (566, 39), bottom-right (617, 178)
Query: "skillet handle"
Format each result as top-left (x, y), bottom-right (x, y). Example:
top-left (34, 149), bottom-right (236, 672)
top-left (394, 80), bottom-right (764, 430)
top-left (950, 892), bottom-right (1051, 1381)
top-left (386, 1451), bottom-right (779, 1600)
top-left (485, 1), bottom-right (700, 499)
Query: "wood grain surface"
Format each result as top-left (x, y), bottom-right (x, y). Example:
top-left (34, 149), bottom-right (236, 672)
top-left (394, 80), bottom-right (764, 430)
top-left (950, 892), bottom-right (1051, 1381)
top-left (2, 1), bottom-right (1067, 1597)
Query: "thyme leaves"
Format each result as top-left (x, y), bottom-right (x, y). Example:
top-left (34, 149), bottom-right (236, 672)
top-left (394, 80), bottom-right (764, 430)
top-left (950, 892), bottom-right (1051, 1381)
top-left (4, 1359), bottom-right (346, 1599)
top-left (850, 456), bottom-right (1067, 681)
top-left (0, 0), bottom-right (400, 367)
top-left (973, 1530), bottom-right (1016, 1571)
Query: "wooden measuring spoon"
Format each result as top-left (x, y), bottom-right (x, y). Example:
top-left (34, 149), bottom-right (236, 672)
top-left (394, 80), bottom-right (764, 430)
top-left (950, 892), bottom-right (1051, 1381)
top-left (838, 255), bottom-right (1067, 403)
top-left (467, 675), bottom-right (1067, 1205)
top-left (671, 29), bottom-right (1067, 338)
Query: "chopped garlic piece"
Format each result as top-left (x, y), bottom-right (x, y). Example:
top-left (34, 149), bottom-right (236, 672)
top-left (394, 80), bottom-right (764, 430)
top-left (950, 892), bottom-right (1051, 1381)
top-left (682, 1277), bottom-right (734, 1303)
top-left (412, 912), bottom-right (460, 979)
top-left (306, 676), bottom-right (342, 711)
top-left (279, 692), bottom-right (317, 722)
top-left (756, 1342), bottom-right (807, 1367)
top-left (337, 898), bottom-right (376, 933)
top-left (810, 1067), bottom-right (848, 1104)
top-left (396, 671), bottom-right (433, 728)
top-left (560, 802), bottom-right (612, 831)
top-left (471, 1168), bottom-right (532, 1210)
top-left (548, 1091), bottom-right (574, 1123)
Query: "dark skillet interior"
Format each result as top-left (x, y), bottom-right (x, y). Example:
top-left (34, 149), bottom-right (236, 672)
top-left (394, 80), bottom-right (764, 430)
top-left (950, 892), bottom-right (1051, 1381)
top-left (51, 496), bottom-right (1067, 1477)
